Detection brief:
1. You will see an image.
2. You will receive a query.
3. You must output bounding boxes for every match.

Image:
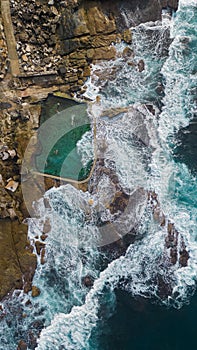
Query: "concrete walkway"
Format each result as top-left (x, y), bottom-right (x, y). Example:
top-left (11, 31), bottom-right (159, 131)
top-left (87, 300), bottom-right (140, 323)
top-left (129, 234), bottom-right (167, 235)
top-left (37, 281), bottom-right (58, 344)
top-left (1, 0), bottom-right (20, 76)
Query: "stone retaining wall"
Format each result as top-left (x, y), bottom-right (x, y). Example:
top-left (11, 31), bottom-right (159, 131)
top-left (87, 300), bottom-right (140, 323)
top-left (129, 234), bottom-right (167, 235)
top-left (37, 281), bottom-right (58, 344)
top-left (0, 17), bottom-right (8, 80)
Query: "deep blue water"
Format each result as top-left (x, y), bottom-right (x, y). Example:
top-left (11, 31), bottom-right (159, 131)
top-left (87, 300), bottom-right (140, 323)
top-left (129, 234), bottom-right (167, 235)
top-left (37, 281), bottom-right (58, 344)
top-left (100, 290), bottom-right (197, 350)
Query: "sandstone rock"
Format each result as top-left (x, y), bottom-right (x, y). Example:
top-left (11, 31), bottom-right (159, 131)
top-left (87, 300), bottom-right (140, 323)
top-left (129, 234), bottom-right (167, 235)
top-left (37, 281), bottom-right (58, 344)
top-left (5, 180), bottom-right (19, 192)
top-left (137, 59), bottom-right (145, 72)
top-left (59, 84), bottom-right (71, 93)
top-left (122, 47), bottom-right (134, 59)
top-left (122, 29), bottom-right (132, 44)
top-left (86, 6), bottom-right (116, 35)
top-left (19, 251), bottom-right (37, 294)
top-left (22, 54), bottom-right (28, 62)
top-left (43, 218), bottom-right (51, 234)
top-left (62, 39), bottom-right (81, 54)
top-left (17, 340), bottom-right (27, 350)
top-left (72, 8), bottom-right (90, 37)
top-left (179, 248), bottom-right (189, 267)
top-left (82, 275), bottom-right (94, 287)
top-left (79, 35), bottom-right (91, 48)
top-left (31, 286), bottom-right (41, 297)
top-left (70, 84), bottom-right (81, 92)
top-left (0, 220), bottom-right (24, 299)
top-left (40, 234), bottom-right (48, 241)
top-left (25, 44), bottom-right (31, 52)
top-left (65, 73), bottom-right (79, 83)
top-left (69, 51), bottom-right (86, 60)
top-left (127, 61), bottom-right (136, 67)
top-left (83, 65), bottom-right (91, 77)
top-left (78, 79), bottom-right (84, 85)
top-left (40, 248), bottom-right (46, 265)
top-left (8, 149), bottom-right (17, 158)
top-left (35, 241), bottom-right (45, 255)
top-left (86, 48), bottom-right (94, 59)
top-left (7, 208), bottom-right (17, 220)
top-left (91, 34), bottom-right (118, 48)
top-left (93, 46), bottom-right (116, 61)
top-left (0, 207), bottom-right (9, 219)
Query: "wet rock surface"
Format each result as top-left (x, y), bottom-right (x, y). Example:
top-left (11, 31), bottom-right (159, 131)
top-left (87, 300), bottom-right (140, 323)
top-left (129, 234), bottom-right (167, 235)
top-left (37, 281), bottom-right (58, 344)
top-left (149, 191), bottom-right (190, 268)
top-left (17, 339), bottom-right (28, 350)
top-left (88, 157), bottom-right (147, 249)
top-left (31, 286), bottom-right (41, 298)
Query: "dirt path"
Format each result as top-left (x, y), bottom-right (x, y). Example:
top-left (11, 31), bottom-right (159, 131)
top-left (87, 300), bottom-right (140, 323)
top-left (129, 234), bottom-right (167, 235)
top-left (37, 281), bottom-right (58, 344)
top-left (1, 0), bottom-right (20, 76)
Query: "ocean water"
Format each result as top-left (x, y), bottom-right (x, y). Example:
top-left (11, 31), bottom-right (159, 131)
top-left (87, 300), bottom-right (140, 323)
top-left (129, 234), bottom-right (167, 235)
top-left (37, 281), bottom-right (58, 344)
top-left (0, 1), bottom-right (197, 349)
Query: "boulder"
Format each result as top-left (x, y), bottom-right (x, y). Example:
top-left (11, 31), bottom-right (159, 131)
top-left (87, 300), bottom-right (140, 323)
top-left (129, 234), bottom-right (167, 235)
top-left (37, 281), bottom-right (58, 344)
top-left (31, 286), bottom-right (41, 297)
top-left (122, 29), bottom-right (132, 44)
top-left (17, 340), bottom-right (27, 350)
top-left (35, 241), bottom-right (45, 255)
top-left (82, 275), bottom-right (94, 287)
top-left (5, 180), bottom-right (19, 192)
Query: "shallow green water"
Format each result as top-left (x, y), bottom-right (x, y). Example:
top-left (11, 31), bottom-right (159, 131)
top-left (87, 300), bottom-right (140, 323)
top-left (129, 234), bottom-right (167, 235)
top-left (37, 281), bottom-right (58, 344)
top-left (35, 95), bottom-right (93, 180)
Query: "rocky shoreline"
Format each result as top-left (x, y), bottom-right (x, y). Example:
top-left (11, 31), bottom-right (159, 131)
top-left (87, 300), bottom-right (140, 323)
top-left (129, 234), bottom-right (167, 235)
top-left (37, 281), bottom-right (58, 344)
top-left (0, 0), bottom-right (178, 303)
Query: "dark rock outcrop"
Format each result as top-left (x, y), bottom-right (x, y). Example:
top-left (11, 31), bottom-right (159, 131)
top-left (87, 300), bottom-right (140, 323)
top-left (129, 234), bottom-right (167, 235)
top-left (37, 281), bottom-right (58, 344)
top-left (160, 0), bottom-right (179, 10)
top-left (17, 340), bottom-right (28, 350)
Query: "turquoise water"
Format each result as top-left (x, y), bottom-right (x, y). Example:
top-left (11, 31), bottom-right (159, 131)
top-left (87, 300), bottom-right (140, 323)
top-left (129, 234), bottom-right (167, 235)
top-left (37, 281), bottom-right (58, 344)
top-left (36, 96), bottom-right (93, 180)
top-left (174, 116), bottom-right (197, 174)
top-left (0, 1), bottom-right (197, 349)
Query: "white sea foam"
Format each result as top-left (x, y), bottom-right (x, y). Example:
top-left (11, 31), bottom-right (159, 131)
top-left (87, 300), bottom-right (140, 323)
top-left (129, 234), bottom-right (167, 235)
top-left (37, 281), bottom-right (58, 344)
top-left (180, 0), bottom-right (197, 7)
top-left (77, 131), bottom-right (94, 167)
top-left (36, 2), bottom-right (197, 348)
top-left (83, 18), bottom-right (171, 110)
